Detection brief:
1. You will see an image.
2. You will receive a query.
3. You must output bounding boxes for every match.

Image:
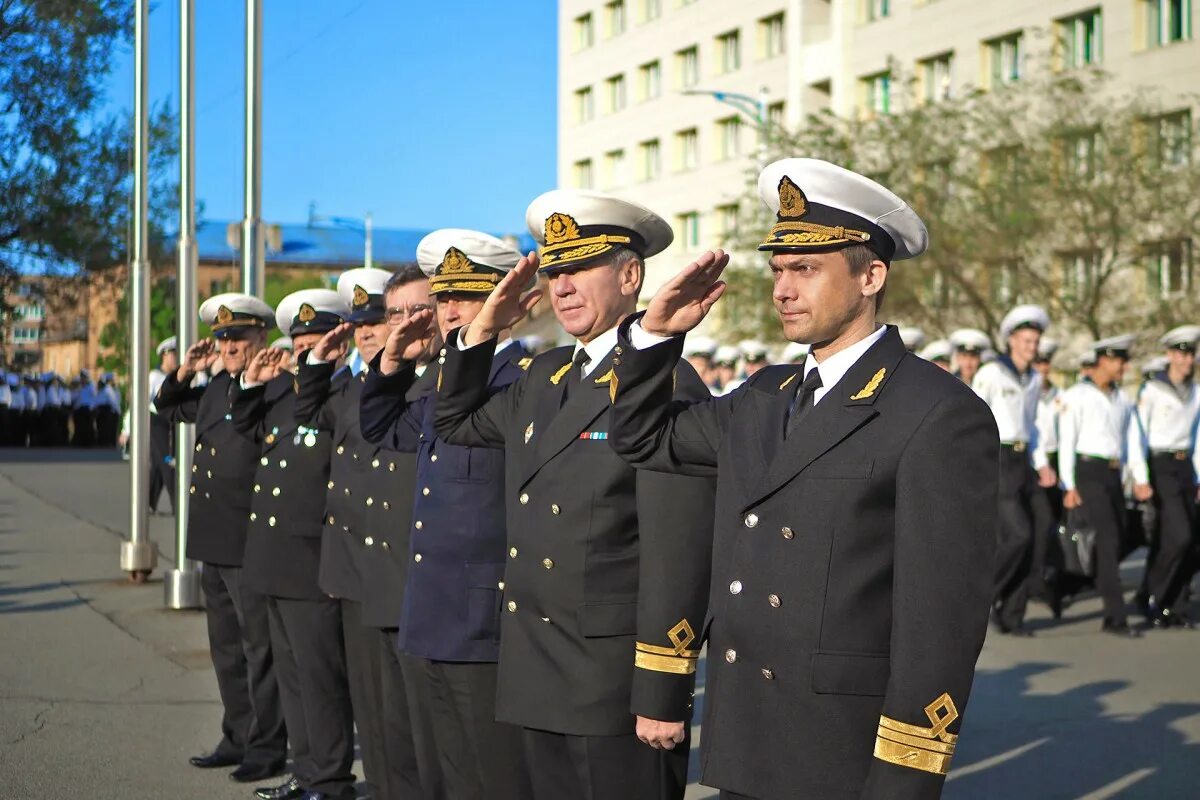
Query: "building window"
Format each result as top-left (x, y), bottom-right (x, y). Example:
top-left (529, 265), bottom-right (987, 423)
top-left (919, 52), bottom-right (953, 103)
top-left (865, 0), bottom-right (891, 21)
top-left (1063, 129), bottom-right (1102, 179)
top-left (676, 127), bottom-right (699, 170)
top-left (767, 101), bottom-right (785, 130)
top-left (717, 30), bottom-right (741, 73)
top-left (638, 60), bottom-right (662, 101)
top-left (605, 74), bottom-right (627, 113)
top-left (716, 203), bottom-right (740, 239)
top-left (861, 71), bottom-right (891, 116)
top-left (676, 46), bottom-right (700, 88)
top-left (1147, 110), bottom-right (1192, 167)
top-left (638, 139), bottom-right (662, 180)
top-left (603, 149), bottom-right (628, 188)
top-left (604, 1), bottom-right (627, 37)
top-left (13, 327), bottom-right (40, 343)
top-left (759, 13), bottom-right (785, 58)
top-left (677, 212), bottom-right (701, 251)
top-left (574, 13), bottom-right (594, 50)
top-left (985, 32), bottom-right (1024, 88)
top-left (1146, 239), bottom-right (1194, 296)
top-left (717, 116), bottom-right (742, 159)
top-left (1059, 250), bottom-right (1101, 300)
top-left (574, 159), bottom-right (594, 190)
top-left (1144, 0), bottom-right (1192, 46)
top-left (641, 0), bottom-right (662, 22)
top-left (574, 86), bottom-right (594, 124)
top-left (1059, 9), bottom-right (1102, 67)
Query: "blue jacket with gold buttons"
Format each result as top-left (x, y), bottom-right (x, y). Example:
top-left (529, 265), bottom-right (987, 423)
top-left (359, 341), bottom-right (529, 662)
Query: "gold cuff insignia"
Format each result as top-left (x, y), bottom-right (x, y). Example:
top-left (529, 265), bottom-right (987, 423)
top-left (636, 641), bottom-right (701, 658)
top-left (667, 619), bottom-right (696, 653)
top-left (634, 650), bottom-right (697, 674)
top-left (873, 693), bottom-right (959, 776)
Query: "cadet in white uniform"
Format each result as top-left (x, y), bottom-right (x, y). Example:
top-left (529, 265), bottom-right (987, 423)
top-left (918, 339), bottom-right (952, 371)
top-left (1133, 325), bottom-right (1200, 628)
top-left (1029, 337), bottom-right (1066, 612)
top-left (971, 305), bottom-right (1050, 635)
top-left (1059, 335), bottom-right (1150, 637)
top-left (950, 328), bottom-right (990, 386)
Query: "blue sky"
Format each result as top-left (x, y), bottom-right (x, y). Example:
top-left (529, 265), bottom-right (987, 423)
top-left (105, 0), bottom-right (558, 235)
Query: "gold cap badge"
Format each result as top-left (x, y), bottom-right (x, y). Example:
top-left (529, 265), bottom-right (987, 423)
top-left (440, 247), bottom-right (473, 274)
top-left (778, 176), bottom-right (808, 219)
top-left (298, 303), bottom-right (317, 323)
top-left (352, 285), bottom-right (369, 308)
top-left (216, 305), bottom-right (233, 324)
top-left (544, 212), bottom-right (581, 245)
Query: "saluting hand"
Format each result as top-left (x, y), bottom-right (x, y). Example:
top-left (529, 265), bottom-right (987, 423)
top-left (461, 252), bottom-right (544, 347)
top-left (636, 715), bottom-right (686, 751)
top-left (641, 249), bottom-right (730, 337)
top-left (244, 347), bottom-right (285, 385)
top-left (379, 308), bottom-right (435, 376)
top-left (178, 338), bottom-right (215, 381)
top-left (312, 322), bottom-right (355, 363)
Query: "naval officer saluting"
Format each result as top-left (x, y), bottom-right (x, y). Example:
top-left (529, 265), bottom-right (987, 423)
top-left (431, 190), bottom-right (716, 800)
top-left (608, 158), bottom-right (1000, 800)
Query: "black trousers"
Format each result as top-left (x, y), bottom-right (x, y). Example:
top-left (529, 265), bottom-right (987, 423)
top-left (423, 660), bottom-right (531, 800)
top-left (993, 448), bottom-right (1037, 628)
top-left (267, 596), bottom-right (356, 796)
top-left (1028, 452), bottom-right (1063, 601)
top-left (71, 408), bottom-right (95, 447)
top-left (1075, 459), bottom-right (1129, 624)
top-left (377, 628), bottom-right (444, 800)
top-left (200, 563), bottom-right (287, 769)
top-left (1146, 455), bottom-right (1198, 615)
top-left (523, 726), bottom-right (690, 800)
top-left (341, 600), bottom-right (386, 798)
top-left (148, 413), bottom-right (175, 513)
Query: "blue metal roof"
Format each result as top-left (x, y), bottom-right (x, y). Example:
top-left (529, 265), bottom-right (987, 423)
top-left (195, 220), bottom-right (538, 267)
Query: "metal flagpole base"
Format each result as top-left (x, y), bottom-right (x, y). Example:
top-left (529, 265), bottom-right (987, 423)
top-left (164, 565), bottom-right (203, 609)
top-left (120, 540), bottom-right (159, 583)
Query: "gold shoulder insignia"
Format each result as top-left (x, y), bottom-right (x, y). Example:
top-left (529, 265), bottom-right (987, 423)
top-left (518, 357), bottom-right (533, 371)
top-left (437, 365), bottom-right (443, 392)
top-left (874, 693), bottom-right (959, 776)
top-left (672, 369), bottom-right (677, 393)
top-left (549, 360), bottom-right (574, 385)
top-left (609, 371), bottom-right (619, 404)
top-left (851, 368), bottom-right (886, 400)
top-left (779, 372), bottom-right (799, 390)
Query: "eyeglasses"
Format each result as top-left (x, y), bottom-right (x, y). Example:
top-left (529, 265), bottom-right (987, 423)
top-left (384, 304), bottom-right (432, 323)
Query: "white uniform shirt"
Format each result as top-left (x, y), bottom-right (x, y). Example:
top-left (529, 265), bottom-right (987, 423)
top-left (1135, 373), bottom-right (1200, 479)
top-left (22, 385), bottom-right (39, 411)
top-left (971, 358), bottom-right (1045, 468)
top-left (1036, 384), bottom-right (1061, 457)
top-left (9, 385), bottom-right (24, 411)
top-left (1057, 380), bottom-right (1147, 490)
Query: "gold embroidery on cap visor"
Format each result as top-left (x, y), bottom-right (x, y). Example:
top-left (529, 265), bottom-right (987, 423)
top-left (873, 693), bottom-right (959, 776)
top-left (539, 212), bottom-right (632, 269)
top-left (760, 175), bottom-right (872, 251)
top-left (429, 246), bottom-right (503, 294)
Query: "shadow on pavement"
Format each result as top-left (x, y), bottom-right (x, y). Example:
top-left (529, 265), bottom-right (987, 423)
top-left (946, 661), bottom-right (1200, 799)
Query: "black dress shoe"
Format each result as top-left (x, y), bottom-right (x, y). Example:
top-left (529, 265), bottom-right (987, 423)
top-left (231, 762), bottom-right (287, 783)
top-left (189, 751), bottom-right (240, 769)
top-left (1101, 620), bottom-right (1142, 638)
top-left (254, 776), bottom-right (303, 800)
top-left (1007, 626), bottom-right (1035, 637)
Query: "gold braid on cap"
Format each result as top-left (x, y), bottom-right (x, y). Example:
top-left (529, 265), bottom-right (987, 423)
top-left (540, 211), bottom-right (631, 267)
top-left (429, 247), bottom-right (504, 294)
top-left (762, 176), bottom-right (873, 248)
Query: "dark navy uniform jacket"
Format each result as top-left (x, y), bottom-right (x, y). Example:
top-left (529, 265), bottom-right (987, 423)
top-left (359, 341), bottom-right (530, 662)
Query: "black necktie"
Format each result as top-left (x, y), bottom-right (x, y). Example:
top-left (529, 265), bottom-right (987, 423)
top-left (561, 349), bottom-right (590, 406)
top-left (785, 369), bottom-right (823, 438)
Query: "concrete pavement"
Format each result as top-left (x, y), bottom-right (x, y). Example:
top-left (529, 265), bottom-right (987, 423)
top-left (1, 449), bottom-right (1198, 799)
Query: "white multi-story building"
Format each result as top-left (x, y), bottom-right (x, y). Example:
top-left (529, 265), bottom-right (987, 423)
top-left (558, 0), bottom-right (1197, 293)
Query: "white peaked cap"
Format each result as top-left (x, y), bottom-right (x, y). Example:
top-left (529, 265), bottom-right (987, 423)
top-left (526, 189), bottom-right (674, 272)
top-left (999, 305), bottom-right (1050, 340)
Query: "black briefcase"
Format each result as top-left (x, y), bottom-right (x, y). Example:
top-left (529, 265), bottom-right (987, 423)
top-left (1057, 509), bottom-right (1096, 578)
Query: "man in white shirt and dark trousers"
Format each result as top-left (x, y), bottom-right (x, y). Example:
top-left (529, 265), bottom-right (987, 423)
top-left (1133, 325), bottom-right (1200, 629)
top-left (1029, 338), bottom-right (1065, 615)
top-left (1059, 335), bottom-right (1151, 638)
top-left (971, 305), bottom-right (1051, 636)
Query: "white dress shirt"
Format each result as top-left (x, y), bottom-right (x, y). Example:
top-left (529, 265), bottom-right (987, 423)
top-left (1136, 373), bottom-right (1200, 478)
top-left (630, 322), bottom-right (888, 406)
top-left (1036, 384), bottom-right (1061, 457)
top-left (971, 357), bottom-right (1045, 468)
top-left (1057, 380), bottom-right (1147, 490)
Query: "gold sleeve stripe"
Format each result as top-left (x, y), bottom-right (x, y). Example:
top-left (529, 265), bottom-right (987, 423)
top-left (875, 727), bottom-right (956, 756)
top-left (635, 642), bottom-right (701, 659)
top-left (634, 651), bottom-right (697, 675)
top-left (873, 737), bottom-right (952, 776)
top-left (879, 715), bottom-right (959, 745)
